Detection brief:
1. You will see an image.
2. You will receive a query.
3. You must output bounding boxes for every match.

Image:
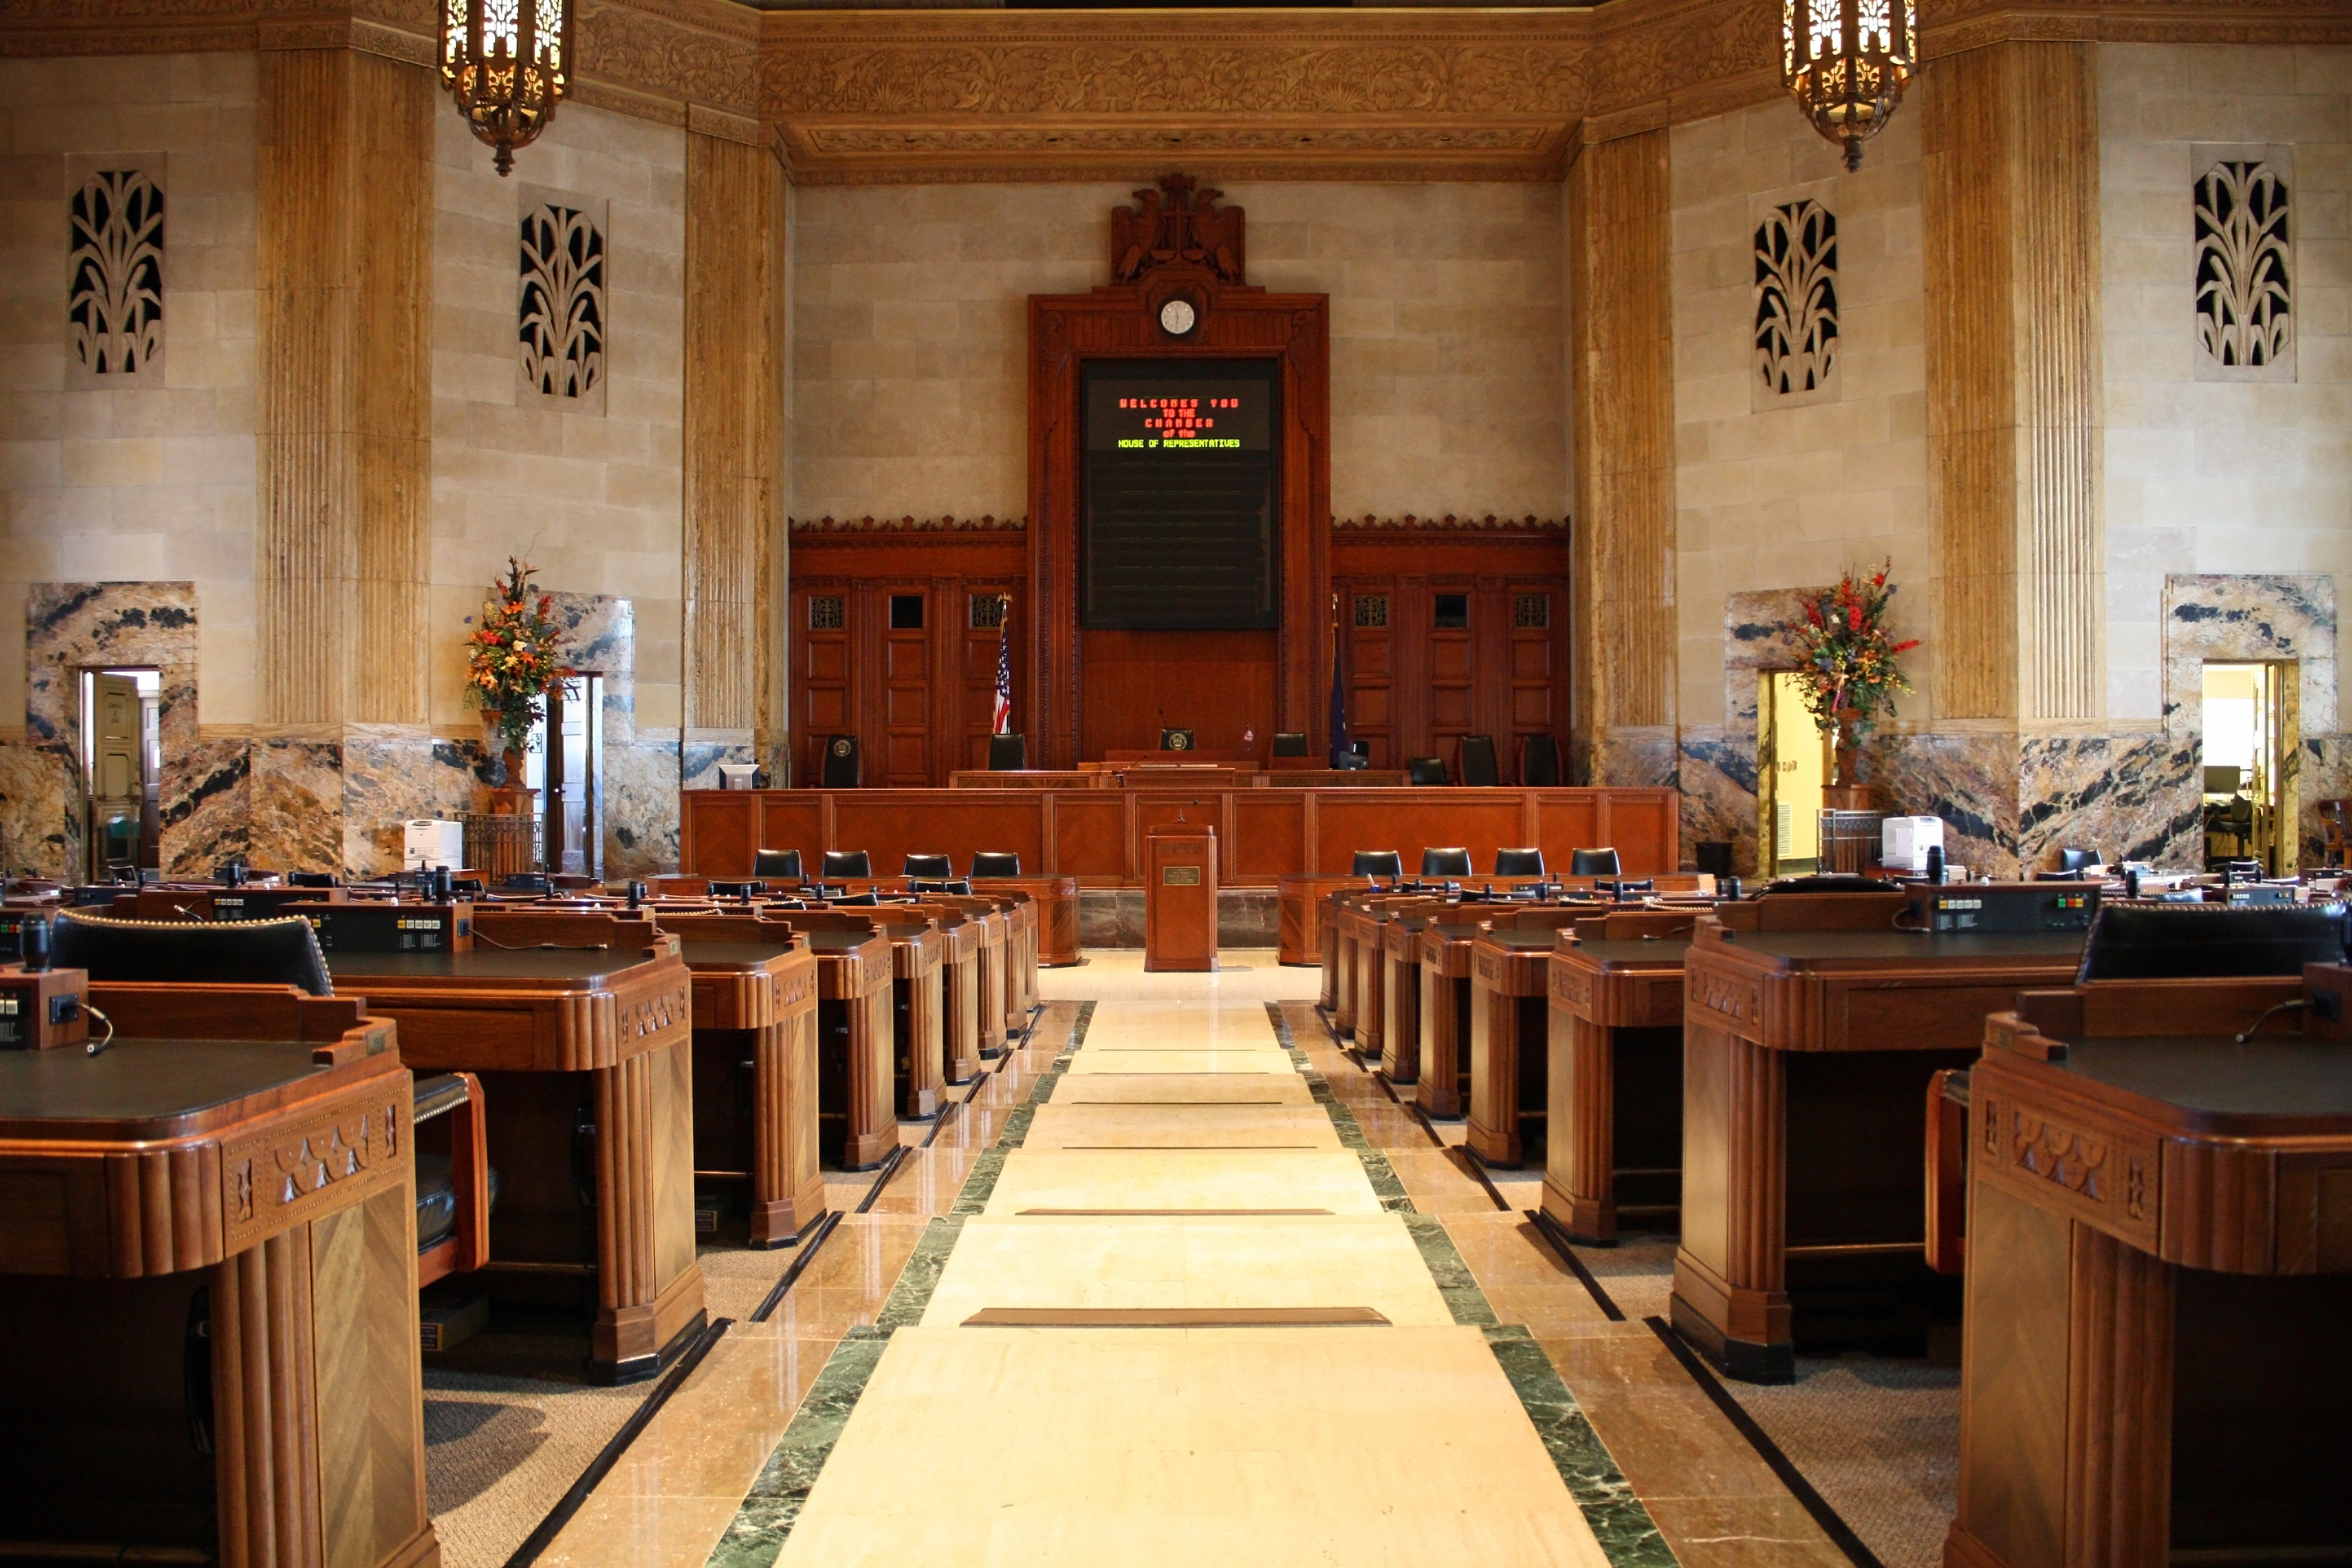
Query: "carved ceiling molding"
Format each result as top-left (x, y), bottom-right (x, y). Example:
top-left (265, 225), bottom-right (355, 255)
top-left (7, 0), bottom-right (2348, 179)
top-left (789, 514), bottom-right (1028, 535)
top-left (1335, 514), bottom-right (1572, 533)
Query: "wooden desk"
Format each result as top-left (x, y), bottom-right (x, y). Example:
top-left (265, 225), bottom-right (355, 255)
top-left (647, 875), bottom-right (1077, 968)
top-left (1417, 916), bottom-right (1488, 1118)
top-left (1379, 901), bottom-right (1457, 1083)
top-left (1949, 989), bottom-right (2352, 1568)
top-left (1280, 871), bottom-right (1717, 966)
top-left (1544, 926), bottom-right (1692, 1243)
top-left (1467, 919), bottom-right (1591, 1165)
top-left (309, 945), bottom-right (701, 1384)
top-left (1674, 915), bottom-right (2084, 1381)
top-left (899, 901), bottom-right (986, 1084)
top-left (0, 1010), bottom-right (437, 1568)
top-left (929, 896), bottom-right (1012, 1060)
top-left (801, 927), bottom-right (899, 1170)
top-left (672, 933), bottom-right (823, 1249)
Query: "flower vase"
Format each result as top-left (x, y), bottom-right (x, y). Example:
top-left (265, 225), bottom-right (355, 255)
top-left (502, 745), bottom-right (525, 787)
top-left (1822, 711), bottom-right (1877, 810)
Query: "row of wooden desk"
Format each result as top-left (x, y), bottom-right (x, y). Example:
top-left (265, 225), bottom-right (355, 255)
top-left (1315, 880), bottom-right (2352, 1567)
top-left (0, 878), bottom-right (1047, 1568)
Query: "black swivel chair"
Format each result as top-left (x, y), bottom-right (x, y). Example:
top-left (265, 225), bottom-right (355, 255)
top-left (754, 848), bottom-right (803, 879)
top-left (54, 911), bottom-right (334, 996)
top-left (1494, 848), bottom-right (1545, 878)
top-left (1459, 734), bottom-right (1501, 787)
top-left (903, 853), bottom-right (953, 879)
top-left (971, 853), bottom-right (1022, 878)
top-left (1569, 847), bottom-right (1621, 878)
top-left (288, 871), bottom-right (339, 888)
top-left (2056, 847), bottom-right (2103, 874)
top-left (1352, 851), bottom-right (1404, 880)
top-left (832, 891), bottom-right (881, 906)
top-left (2078, 903), bottom-right (2348, 982)
top-left (1331, 753), bottom-right (1371, 771)
top-left (1420, 847), bottom-right (1473, 878)
top-left (1407, 757), bottom-right (1449, 787)
top-left (988, 734), bottom-right (1028, 772)
top-left (821, 850), bottom-right (873, 880)
top-left (1521, 734), bottom-right (1562, 787)
top-left (1271, 732), bottom-right (1309, 757)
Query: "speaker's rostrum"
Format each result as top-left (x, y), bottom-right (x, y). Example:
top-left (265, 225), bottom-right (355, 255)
top-left (1080, 358), bottom-right (1280, 631)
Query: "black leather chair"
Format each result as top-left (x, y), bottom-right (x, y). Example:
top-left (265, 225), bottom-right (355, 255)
top-left (2056, 847), bottom-right (2103, 874)
top-left (754, 848), bottom-right (803, 879)
top-left (1332, 753), bottom-right (1370, 771)
top-left (1271, 732), bottom-right (1309, 757)
top-left (822, 850), bottom-right (872, 880)
top-left (903, 853), bottom-right (953, 879)
top-left (1159, 728), bottom-right (1195, 751)
top-left (54, 911), bottom-right (334, 996)
top-left (1570, 847), bottom-right (1621, 877)
top-left (289, 871), bottom-right (338, 888)
top-left (1407, 757), bottom-right (1449, 787)
top-left (971, 852), bottom-right (1022, 878)
top-left (832, 891), bottom-right (881, 907)
top-left (1521, 734), bottom-right (1562, 787)
top-left (988, 734), bottom-right (1028, 771)
top-left (820, 735), bottom-right (862, 788)
top-left (1761, 874), bottom-right (1888, 895)
top-left (1460, 734), bottom-right (1501, 787)
top-left (1352, 851), bottom-right (1404, 879)
top-left (910, 878), bottom-right (973, 895)
top-left (1494, 848), bottom-right (1545, 878)
top-left (1421, 848), bottom-right (1473, 878)
top-left (2078, 903), bottom-right (2348, 982)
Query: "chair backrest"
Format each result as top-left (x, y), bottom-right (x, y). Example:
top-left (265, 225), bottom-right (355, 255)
top-left (821, 850), bottom-right (872, 879)
top-left (1569, 847), bottom-right (1621, 878)
top-left (1521, 733), bottom-right (1562, 787)
top-left (288, 871), bottom-right (339, 888)
top-left (1271, 732), bottom-right (1309, 757)
top-left (498, 873), bottom-right (551, 894)
top-left (753, 848), bottom-right (803, 879)
top-left (902, 853), bottom-right (953, 879)
top-left (1159, 728), bottom-right (1196, 751)
top-left (55, 911), bottom-right (334, 997)
top-left (1332, 753), bottom-right (1370, 771)
top-left (970, 852), bottom-right (1022, 878)
top-left (1458, 734), bottom-right (1500, 787)
top-left (1406, 757), bottom-right (1449, 787)
top-left (1420, 847), bottom-right (1473, 878)
top-left (1758, 874), bottom-right (1883, 895)
top-left (1494, 848), bottom-right (1545, 878)
top-left (2057, 847), bottom-right (2102, 873)
top-left (820, 734), bottom-right (862, 788)
top-left (2226, 796), bottom-right (2256, 827)
top-left (2078, 903), bottom-right (2347, 981)
top-left (987, 733), bottom-right (1028, 772)
top-left (832, 890), bottom-right (881, 906)
top-left (909, 878), bottom-right (973, 895)
top-left (1352, 851), bottom-right (1403, 879)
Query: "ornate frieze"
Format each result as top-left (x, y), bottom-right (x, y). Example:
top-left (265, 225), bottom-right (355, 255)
top-left (789, 515), bottom-right (1027, 533)
top-left (1332, 514), bottom-right (1569, 532)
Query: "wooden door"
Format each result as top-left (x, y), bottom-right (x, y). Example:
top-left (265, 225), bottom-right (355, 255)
top-left (89, 673), bottom-right (141, 879)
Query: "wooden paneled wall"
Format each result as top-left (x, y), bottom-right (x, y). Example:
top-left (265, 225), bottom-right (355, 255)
top-left (786, 529), bottom-right (1028, 786)
top-left (683, 132), bottom-right (787, 743)
top-left (1331, 527), bottom-right (1570, 778)
top-left (255, 48), bottom-right (433, 727)
top-left (1568, 129), bottom-right (1677, 756)
top-left (1925, 42), bottom-right (2104, 724)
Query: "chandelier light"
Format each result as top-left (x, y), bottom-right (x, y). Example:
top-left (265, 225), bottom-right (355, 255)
top-left (1781, 0), bottom-right (1917, 171)
top-left (440, 0), bottom-right (573, 177)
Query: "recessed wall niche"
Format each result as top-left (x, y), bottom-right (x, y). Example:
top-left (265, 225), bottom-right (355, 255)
top-left (518, 187), bottom-right (608, 413)
top-left (2192, 145), bottom-right (2293, 383)
top-left (66, 153), bottom-right (166, 384)
top-left (1751, 193), bottom-right (1839, 410)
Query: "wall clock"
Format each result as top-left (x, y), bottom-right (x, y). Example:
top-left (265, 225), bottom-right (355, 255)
top-left (1158, 297), bottom-right (1198, 337)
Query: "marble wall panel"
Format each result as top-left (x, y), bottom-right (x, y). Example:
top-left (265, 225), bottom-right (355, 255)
top-left (342, 733), bottom-right (490, 876)
top-left (1675, 726), bottom-right (1757, 872)
top-left (247, 736), bottom-right (342, 874)
top-left (1863, 731), bottom-right (2021, 878)
top-left (606, 739), bottom-right (681, 878)
top-left (2017, 732), bottom-right (2203, 870)
top-left (161, 735), bottom-right (249, 878)
top-left (0, 743), bottom-right (75, 879)
top-left (1591, 729), bottom-right (1678, 792)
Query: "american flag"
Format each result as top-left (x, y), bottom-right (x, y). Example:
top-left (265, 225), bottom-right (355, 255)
top-left (992, 597), bottom-right (1013, 736)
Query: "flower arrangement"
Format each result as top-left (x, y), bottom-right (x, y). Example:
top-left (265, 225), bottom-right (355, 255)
top-left (1785, 563), bottom-right (1920, 766)
top-left (467, 558), bottom-right (572, 757)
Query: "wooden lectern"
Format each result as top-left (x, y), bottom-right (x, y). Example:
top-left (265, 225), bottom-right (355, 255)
top-left (1145, 820), bottom-right (1218, 972)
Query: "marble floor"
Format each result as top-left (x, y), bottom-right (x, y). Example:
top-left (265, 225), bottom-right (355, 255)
top-left (516, 951), bottom-right (1941, 1568)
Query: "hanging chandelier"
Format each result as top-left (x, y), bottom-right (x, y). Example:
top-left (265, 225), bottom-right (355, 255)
top-left (1781, 0), bottom-right (1918, 171)
top-left (439, 0), bottom-right (573, 177)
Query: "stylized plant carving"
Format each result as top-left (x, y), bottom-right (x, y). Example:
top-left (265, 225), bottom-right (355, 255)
top-left (519, 202), bottom-right (604, 399)
top-left (2195, 160), bottom-right (2291, 371)
top-left (1755, 199), bottom-right (1838, 398)
top-left (69, 168), bottom-right (164, 375)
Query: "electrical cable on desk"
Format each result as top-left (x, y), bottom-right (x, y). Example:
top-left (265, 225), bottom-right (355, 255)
top-left (83, 1002), bottom-right (115, 1057)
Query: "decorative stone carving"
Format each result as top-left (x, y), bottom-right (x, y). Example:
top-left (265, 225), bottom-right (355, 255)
top-left (1752, 197), bottom-right (1838, 407)
top-left (2193, 146), bottom-right (2292, 383)
top-left (67, 155), bottom-right (165, 382)
top-left (519, 188), bottom-right (607, 411)
top-left (1112, 173), bottom-right (1244, 284)
top-left (1331, 514), bottom-right (1568, 531)
top-left (789, 514), bottom-right (1027, 533)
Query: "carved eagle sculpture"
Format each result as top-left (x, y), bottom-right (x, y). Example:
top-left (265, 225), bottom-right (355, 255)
top-left (1111, 174), bottom-right (1245, 285)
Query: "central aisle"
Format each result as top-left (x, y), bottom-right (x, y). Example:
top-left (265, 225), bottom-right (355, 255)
top-left (709, 974), bottom-right (1669, 1567)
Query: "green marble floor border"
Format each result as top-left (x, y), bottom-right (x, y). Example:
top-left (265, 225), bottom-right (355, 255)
top-left (1266, 1000), bottom-right (1678, 1568)
top-left (701, 999), bottom-right (1090, 1568)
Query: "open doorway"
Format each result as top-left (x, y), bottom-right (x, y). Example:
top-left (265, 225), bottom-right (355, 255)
top-left (1757, 670), bottom-right (1827, 877)
top-left (526, 673), bottom-right (603, 878)
top-left (79, 668), bottom-right (160, 881)
top-left (2201, 660), bottom-right (2293, 875)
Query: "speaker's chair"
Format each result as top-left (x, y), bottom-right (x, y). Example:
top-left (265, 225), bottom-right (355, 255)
top-left (988, 734), bottom-right (1028, 771)
top-left (971, 853), bottom-right (1022, 878)
top-left (1570, 847), bottom-right (1622, 878)
top-left (1406, 757), bottom-right (1449, 786)
top-left (903, 853), bottom-right (952, 879)
top-left (820, 735), bottom-right (862, 788)
top-left (1494, 848), bottom-right (1545, 878)
top-left (2078, 903), bottom-right (2348, 982)
top-left (1352, 851), bottom-right (1403, 879)
top-left (1459, 734), bottom-right (1501, 787)
top-left (1420, 848), bottom-right (1473, 878)
top-left (821, 850), bottom-right (872, 880)
top-left (1521, 734), bottom-right (1562, 787)
top-left (1271, 732), bottom-right (1309, 757)
top-left (754, 848), bottom-right (803, 879)
top-left (1159, 728), bottom-right (1195, 752)
top-left (55, 911), bottom-right (334, 997)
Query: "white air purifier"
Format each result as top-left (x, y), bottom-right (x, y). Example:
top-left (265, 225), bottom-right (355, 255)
top-left (404, 819), bottom-right (465, 871)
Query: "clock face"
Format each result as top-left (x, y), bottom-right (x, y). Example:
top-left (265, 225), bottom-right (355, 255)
top-left (1159, 297), bottom-right (1198, 337)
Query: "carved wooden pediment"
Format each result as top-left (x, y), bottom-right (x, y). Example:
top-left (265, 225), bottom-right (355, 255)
top-left (1112, 175), bottom-right (1244, 286)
